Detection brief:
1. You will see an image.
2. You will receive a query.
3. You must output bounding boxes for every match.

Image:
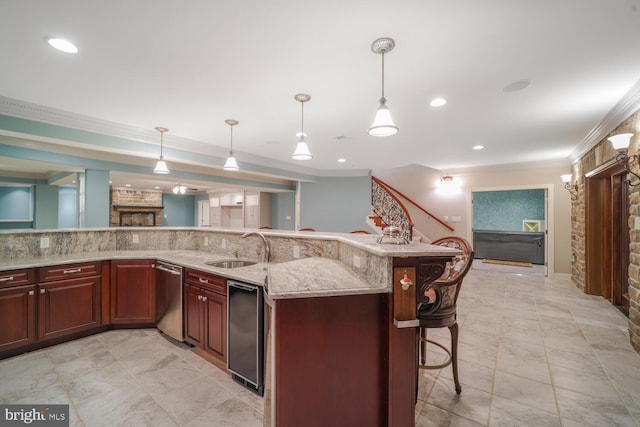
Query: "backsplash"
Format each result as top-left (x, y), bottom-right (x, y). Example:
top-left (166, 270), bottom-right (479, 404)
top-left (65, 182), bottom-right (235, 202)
top-left (0, 228), bottom-right (388, 290)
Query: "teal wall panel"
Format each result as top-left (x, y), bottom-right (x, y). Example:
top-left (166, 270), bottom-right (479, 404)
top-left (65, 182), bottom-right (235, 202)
top-left (271, 192), bottom-right (295, 230)
top-left (300, 176), bottom-right (371, 232)
top-left (58, 187), bottom-right (78, 228)
top-left (84, 170), bottom-right (110, 227)
top-left (34, 184), bottom-right (58, 229)
top-left (473, 189), bottom-right (545, 231)
top-left (0, 186), bottom-right (32, 220)
top-left (163, 193), bottom-right (195, 226)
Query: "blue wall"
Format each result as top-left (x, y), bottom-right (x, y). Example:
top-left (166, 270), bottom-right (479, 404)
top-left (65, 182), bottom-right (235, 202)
top-left (163, 193), bottom-right (195, 226)
top-left (85, 170), bottom-right (110, 227)
top-left (300, 176), bottom-right (371, 232)
top-left (473, 189), bottom-right (545, 231)
top-left (58, 187), bottom-right (78, 228)
top-left (0, 186), bottom-right (33, 229)
top-left (271, 192), bottom-right (295, 230)
top-left (34, 184), bottom-right (58, 229)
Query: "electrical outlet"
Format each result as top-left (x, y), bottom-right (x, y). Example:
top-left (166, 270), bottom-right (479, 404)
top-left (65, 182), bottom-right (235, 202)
top-left (221, 238), bottom-right (227, 249)
top-left (451, 216), bottom-right (462, 223)
top-left (286, 215), bottom-right (292, 220)
top-left (204, 237), bottom-right (209, 246)
top-left (40, 237), bottom-right (49, 249)
top-left (293, 246), bottom-right (300, 259)
top-left (444, 215), bottom-right (449, 222)
top-left (353, 255), bottom-right (361, 268)
top-left (132, 234), bottom-right (139, 244)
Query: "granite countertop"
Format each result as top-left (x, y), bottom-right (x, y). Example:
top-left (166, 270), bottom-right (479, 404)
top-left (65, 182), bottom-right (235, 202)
top-left (0, 228), bottom-right (461, 299)
top-left (0, 250), bottom-right (392, 299)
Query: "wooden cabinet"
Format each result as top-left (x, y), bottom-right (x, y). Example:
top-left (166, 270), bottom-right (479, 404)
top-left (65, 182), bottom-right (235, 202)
top-left (37, 262), bottom-right (102, 341)
top-left (110, 260), bottom-right (156, 324)
top-left (244, 191), bottom-right (271, 229)
top-left (0, 271), bottom-right (37, 352)
top-left (184, 269), bottom-right (227, 361)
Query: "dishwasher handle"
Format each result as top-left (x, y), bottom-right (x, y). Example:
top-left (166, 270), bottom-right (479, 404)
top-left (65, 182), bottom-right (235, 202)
top-left (229, 281), bottom-right (258, 292)
top-left (156, 264), bottom-right (182, 275)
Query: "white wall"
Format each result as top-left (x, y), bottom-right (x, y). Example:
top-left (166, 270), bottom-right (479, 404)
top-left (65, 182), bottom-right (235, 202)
top-left (373, 163), bottom-right (572, 275)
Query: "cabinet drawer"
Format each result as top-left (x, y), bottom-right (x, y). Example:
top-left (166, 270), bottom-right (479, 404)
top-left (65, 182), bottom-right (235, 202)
top-left (38, 262), bottom-right (101, 282)
top-left (0, 269), bottom-right (36, 289)
top-left (185, 269), bottom-right (227, 295)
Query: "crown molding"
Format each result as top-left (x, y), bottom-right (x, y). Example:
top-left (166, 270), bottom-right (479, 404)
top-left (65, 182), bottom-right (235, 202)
top-left (569, 77), bottom-right (640, 164)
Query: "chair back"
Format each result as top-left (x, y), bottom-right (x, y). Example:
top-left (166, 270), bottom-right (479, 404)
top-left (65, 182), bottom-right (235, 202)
top-left (417, 237), bottom-right (474, 327)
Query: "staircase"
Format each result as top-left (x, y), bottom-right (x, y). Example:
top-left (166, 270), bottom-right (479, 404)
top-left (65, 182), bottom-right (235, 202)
top-left (369, 176), bottom-right (453, 243)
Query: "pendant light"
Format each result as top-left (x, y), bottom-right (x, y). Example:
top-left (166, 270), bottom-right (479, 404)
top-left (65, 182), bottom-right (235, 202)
top-left (292, 93), bottom-right (312, 160)
top-left (153, 127), bottom-right (170, 174)
top-left (369, 37), bottom-right (398, 137)
top-left (223, 119), bottom-right (240, 171)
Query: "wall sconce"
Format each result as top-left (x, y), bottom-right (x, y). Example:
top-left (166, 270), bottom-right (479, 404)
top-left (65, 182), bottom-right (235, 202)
top-left (560, 174), bottom-right (578, 200)
top-left (437, 175), bottom-right (460, 195)
top-left (609, 133), bottom-right (640, 186)
top-left (172, 184), bottom-right (187, 194)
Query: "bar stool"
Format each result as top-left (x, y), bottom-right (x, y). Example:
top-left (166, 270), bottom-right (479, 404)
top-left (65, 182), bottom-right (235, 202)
top-left (417, 236), bottom-right (474, 394)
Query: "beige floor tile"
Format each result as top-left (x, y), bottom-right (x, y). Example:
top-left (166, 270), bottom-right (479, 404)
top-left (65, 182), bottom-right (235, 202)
top-left (489, 395), bottom-right (561, 427)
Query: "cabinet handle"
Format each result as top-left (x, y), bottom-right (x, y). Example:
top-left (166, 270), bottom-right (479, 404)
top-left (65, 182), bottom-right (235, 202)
top-left (0, 276), bottom-right (14, 282)
top-left (197, 295), bottom-right (203, 301)
top-left (63, 268), bottom-right (82, 274)
top-left (40, 289), bottom-right (45, 294)
top-left (198, 278), bottom-right (209, 284)
top-left (202, 296), bottom-right (207, 302)
top-left (28, 290), bottom-right (35, 296)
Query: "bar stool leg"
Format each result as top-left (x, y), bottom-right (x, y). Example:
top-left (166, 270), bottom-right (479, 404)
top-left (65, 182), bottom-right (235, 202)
top-left (449, 322), bottom-right (461, 394)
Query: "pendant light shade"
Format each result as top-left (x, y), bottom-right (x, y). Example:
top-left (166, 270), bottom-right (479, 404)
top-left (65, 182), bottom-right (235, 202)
top-left (223, 119), bottom-right (240, 171)
top-left (292, 94), bottom-right (312, 160)
top-left (369, 38), bottom-right (398, 137)
top-left (153, 127), bottom-right (170, 174)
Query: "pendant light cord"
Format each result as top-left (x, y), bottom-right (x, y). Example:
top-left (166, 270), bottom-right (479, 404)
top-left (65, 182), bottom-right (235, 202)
top-left (229, 124), bottom-right (234, 154)
top-left (300, 100), bottom-right (305, 136)
top-left (381, 50), bottom-right (386, 99)
top-left (159, 131), bottom-right (164, 159)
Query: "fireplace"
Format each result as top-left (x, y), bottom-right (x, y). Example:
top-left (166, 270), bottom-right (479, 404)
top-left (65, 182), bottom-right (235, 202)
top-left (112, 205), bottom-right (163, 227)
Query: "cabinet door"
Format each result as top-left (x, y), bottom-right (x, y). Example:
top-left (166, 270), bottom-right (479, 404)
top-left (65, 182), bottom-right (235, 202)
top-left (204, 289), bottom-right (227, 361)
top-left (184, 284), bottom-right (205, 347)
top-left (110, 260), bottom-right (156, 324)
top-left (0, 285), bottom-right (37, 352)
top-left (38, 276), bottom-right (101, 340)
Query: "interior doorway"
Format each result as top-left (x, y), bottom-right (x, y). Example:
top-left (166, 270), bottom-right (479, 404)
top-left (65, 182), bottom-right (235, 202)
top-left (585, 162), bottom-right (630, 314)
top-left (468, 185), bottom-right (552, 277)
top-left (197, 199), bottom-right (210, 227)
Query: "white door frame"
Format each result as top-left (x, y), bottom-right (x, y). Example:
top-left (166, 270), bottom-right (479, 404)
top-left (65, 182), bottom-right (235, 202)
top-left (466, 184), bottom-right (554, 278)
top-left (198, 199), bottom-right (211, 227)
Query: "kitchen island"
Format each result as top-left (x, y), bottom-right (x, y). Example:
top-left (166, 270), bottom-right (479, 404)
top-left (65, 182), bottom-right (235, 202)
top-left (0, 227), bottom-right (459, 427)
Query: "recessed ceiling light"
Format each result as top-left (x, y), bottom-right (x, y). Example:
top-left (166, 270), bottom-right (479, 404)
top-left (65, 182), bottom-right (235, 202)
top-left (473, 145), bottom-right (484, 150)
top-left (502, 79), bottom-right (531, 93)
top-left (154, 186), bottom-right (160, 189)
top-left (125, 184), bottom-right (131, 187)
top-left (430, 97), bottom-right (447, 107)
top-left (109, 180), bottom-right (113, 184)
top-left (45, 37), bottom-right (78, 53)
top-left (338, 158), bottom-right (346, 163)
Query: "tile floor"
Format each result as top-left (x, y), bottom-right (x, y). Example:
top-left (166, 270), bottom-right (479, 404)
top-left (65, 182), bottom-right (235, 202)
top-left (1, 267), bottom-right (639, 426)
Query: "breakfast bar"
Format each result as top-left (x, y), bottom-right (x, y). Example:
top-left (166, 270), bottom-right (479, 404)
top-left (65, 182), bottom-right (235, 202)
top-left (0, 227), bottom-right (459, 427)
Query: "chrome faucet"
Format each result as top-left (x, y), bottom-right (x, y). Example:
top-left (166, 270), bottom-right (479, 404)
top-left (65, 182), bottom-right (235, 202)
top-left (241, 231), bottom-right (270, 263)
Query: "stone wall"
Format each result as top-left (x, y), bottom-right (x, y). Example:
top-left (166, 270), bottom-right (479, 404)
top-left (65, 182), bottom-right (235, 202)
top-left (110, 189), bottom-right (163, 226)
top-left (570, 110), bottom-right (640, 353)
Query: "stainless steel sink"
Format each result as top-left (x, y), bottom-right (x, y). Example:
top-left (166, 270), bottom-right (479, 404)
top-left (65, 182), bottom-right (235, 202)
top-left (205, 260), bottom-right (257, 268)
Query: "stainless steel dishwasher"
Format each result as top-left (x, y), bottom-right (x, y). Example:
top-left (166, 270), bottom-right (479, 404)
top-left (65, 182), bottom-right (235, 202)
top-left (227, 280), bottom-right (264, 395)
top-left (155, 261), bottom-right (184, 341)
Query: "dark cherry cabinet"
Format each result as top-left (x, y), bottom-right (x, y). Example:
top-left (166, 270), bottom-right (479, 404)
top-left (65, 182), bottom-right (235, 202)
top-left (110, 260), bottom-right (156, 324)
top-left (37, 262), bottom-right (102, 341)
top-left (38, 276), bottom-right (101, 340)
top-left (0, 283), bottom-right (37, 352)
top-left (184, 269), bottom-right (227, 362)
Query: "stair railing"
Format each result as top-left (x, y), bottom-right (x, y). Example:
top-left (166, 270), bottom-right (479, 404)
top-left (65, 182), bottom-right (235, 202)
top-left (372, 176), bottom-right (454, 232)
top-left (371, 177), bottom-right (414, 243)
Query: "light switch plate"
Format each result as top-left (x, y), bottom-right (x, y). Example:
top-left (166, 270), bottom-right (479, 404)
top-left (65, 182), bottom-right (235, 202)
top-left (40, 237), bottom-right (49, 249)
top-left (221, 239), bottom-right (227, 249)
top-left (293, 246), bottom-right (300, 259)
top-left (132, 234), bottom-right (139, 244)
top-left (204, 237), bottom-right (209, 246)
top-left (353, 255), bottom-right (361, 268)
